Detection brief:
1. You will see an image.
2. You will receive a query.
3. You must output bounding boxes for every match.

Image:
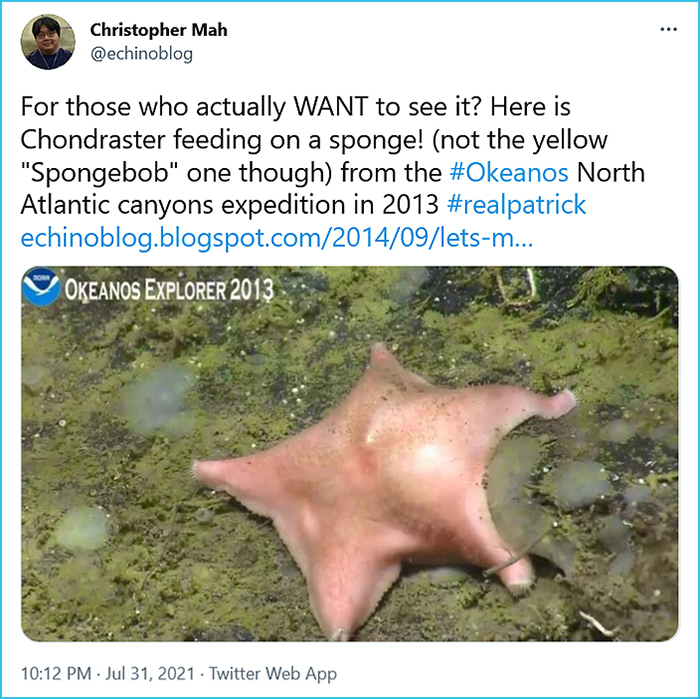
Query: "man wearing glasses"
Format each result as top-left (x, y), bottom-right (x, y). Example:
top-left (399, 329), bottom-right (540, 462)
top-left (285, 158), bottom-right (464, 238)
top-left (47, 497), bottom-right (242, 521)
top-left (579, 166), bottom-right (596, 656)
top-left (26, 17), bottom-right (72, 69)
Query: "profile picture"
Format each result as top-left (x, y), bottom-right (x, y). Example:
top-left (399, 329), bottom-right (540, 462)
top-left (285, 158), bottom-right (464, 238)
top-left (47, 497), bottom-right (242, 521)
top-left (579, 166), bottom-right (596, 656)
top-left (21, 15), bottom-right (74, 70)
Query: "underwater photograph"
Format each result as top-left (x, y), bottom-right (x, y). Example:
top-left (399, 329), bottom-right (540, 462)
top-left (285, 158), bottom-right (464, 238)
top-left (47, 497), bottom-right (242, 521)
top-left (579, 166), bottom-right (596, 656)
top-left (21, 266), bottom-right (678, 641)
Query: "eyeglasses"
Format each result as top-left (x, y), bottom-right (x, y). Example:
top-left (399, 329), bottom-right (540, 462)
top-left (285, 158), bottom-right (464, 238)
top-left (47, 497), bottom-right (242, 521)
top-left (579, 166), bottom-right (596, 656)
top-left (36, 31), bottom-right (57, 39)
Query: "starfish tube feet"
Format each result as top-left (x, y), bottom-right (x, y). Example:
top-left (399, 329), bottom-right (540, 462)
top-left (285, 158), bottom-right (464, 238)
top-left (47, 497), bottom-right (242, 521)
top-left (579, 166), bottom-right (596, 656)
top-left (493, 556), bottom-right (536, 594)
top-left (536, 388), bottom-right (578, 420)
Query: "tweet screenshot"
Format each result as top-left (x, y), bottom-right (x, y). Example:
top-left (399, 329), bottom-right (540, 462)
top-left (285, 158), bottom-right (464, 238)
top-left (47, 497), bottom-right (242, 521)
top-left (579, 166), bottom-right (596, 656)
top-left (3, 2), bottom-right (698, 697)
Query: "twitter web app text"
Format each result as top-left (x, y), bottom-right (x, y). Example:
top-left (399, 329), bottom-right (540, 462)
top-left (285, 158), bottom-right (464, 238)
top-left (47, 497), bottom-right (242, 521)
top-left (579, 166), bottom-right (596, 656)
top-left (3, 2), bottom-right (698, 699)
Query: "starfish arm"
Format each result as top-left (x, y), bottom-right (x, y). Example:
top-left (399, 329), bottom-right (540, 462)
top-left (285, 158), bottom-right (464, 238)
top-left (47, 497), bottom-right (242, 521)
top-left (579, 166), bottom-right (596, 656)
top-left (305, 539), bottom-right (402, 641)
top-left (368, 342), bottom-right (431, 390)
top-left (455, 386), bottom-right (577, 443)
top-left (193, 426), bottom-right (325, 519)
top-left (193, 454), bottom-right (280, 518)
top-left (458, 478), bottom-right (535, 593)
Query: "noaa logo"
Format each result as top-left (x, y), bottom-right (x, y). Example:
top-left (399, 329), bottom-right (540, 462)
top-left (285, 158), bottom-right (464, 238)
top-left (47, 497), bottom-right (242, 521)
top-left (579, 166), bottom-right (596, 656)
top-left (22, 268), bottom-right (61, 307)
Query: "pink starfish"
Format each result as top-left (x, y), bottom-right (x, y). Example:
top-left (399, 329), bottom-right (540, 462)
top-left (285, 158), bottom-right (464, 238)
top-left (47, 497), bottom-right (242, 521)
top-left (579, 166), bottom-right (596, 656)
top-left (194, 343), bottom-right (577, 640)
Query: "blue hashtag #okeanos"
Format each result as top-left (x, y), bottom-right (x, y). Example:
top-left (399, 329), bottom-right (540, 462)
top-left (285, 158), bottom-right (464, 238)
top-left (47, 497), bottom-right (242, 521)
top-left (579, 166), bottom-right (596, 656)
top-left (450, 162), bottom-right (465, 180)
top-left (447, 194), bottom-right (463, 212)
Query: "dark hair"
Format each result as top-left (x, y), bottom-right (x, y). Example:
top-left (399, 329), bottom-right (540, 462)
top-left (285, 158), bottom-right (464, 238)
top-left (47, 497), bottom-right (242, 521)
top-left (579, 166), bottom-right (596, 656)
top-left (32, 16), bottom-right (61, 37)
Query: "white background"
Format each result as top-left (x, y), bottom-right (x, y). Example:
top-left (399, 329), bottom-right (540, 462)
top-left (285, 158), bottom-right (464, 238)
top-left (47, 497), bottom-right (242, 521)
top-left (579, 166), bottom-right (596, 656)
top-left (3, 2), bottom-right (698, 697)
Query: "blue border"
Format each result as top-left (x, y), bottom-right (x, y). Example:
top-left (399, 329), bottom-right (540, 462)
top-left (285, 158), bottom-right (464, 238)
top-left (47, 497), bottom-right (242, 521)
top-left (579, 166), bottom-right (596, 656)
top-left (2, 2), bottom-right (698, 699)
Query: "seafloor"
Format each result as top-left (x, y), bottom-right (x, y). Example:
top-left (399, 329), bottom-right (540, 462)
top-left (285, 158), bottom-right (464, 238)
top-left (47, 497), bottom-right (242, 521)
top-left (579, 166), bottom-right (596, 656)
top-left (21, 267), bottom-right (678, 641)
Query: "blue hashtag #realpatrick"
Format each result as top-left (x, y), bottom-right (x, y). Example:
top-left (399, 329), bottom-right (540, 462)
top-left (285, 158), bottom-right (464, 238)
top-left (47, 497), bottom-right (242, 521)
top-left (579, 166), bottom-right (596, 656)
top-left (450, 162), bottom-right (465, 180)
top-left (447, 194), bottom-right (462, 212)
